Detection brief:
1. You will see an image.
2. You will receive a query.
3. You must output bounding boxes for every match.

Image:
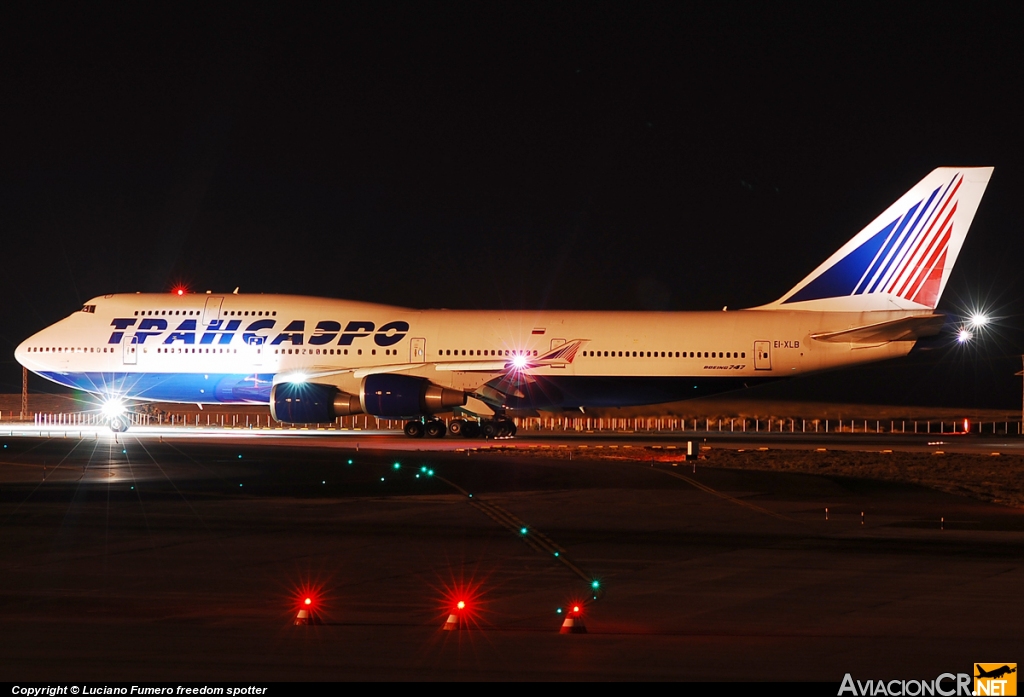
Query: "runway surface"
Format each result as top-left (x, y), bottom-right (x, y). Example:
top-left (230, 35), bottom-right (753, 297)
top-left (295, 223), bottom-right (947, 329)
top-left (1, 428), bottom-right (1022, 681)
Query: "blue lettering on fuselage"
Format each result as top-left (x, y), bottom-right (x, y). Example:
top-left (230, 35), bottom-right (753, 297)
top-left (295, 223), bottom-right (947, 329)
top-left (271, 320), bottom-right (305, 345)
top-left (136, 318), bottom-right (167, 343)
top-left (108, 318), bottom-right (138, 344)
top-left (243, 319), bottom-right (275, 346)
top-left (104, 318), bottom-right (409, 347)
top-left (309, 320), bottom-right (340, 345)
top-left (200, 319), bottom-right (242, 345)
top-left (339, 320), bottom-right (375, 345)
top-left (164, 319), bottom-right (198, 344)
top-left (374, 320), bottom-right (409, 347)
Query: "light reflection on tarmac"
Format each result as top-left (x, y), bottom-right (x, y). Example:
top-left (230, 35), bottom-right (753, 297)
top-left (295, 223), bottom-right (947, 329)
top-left (3, 421), bottom-right (1023, 455)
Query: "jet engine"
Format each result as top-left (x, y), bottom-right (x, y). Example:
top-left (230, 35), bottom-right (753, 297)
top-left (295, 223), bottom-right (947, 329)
top-left (359, 373), bottom-right (466, 417)
top-left (270, 383), bottom-right (363, 424)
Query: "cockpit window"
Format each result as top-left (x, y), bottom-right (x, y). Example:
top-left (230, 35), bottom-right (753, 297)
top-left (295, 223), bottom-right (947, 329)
top-left (81, 305), bottom-right (96, 313)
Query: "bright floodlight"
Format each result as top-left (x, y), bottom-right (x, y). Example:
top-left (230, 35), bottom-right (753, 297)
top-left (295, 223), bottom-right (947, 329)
top-left (101, 397), bottom-right (126, 418)
top-left (511, 354), bottom-right (528, 370)
top-left (968, 313), bottom-right (989, 328)
top-left (290, 372), bottom-right (309, 384)
top-left (957, 328), bottom-right (973, 344)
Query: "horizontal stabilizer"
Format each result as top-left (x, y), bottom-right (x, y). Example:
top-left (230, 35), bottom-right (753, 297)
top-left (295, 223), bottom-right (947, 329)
top-left (810, 314), bottom-right (945, 343)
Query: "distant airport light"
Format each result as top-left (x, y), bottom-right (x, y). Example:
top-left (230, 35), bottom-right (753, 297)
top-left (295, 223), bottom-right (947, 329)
top-left (957, 328), bottom-right (973, 343)
top-left (963, 418), bottom-right (970, 433)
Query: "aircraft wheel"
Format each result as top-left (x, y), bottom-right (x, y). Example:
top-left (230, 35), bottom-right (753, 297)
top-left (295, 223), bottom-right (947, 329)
top-left (425, 420), bottom-right (447, 438)
top-left (448, 419), bottom-right (465, 436)
top-left (481, 420), bottom-right (499, 438)
top-left (404, 420), bottom-right (425, 438)
top-left (462, 421), bottom-right (481, 438)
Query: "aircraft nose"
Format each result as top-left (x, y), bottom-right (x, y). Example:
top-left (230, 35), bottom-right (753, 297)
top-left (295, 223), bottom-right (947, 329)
top-left (15, 328), bottom-right (47, 371)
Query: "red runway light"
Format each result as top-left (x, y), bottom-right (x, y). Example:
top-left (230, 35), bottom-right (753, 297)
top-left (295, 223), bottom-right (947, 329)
top-left (289, 579), bottom-right (328, 626)
top-left (457, 600), bottom-right (465, 610)
top-left (560, 600), bottom-right (588, 634)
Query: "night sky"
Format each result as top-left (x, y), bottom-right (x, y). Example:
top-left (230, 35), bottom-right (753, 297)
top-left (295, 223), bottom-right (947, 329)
top-left (3, 3), bottom-right (1023, 408)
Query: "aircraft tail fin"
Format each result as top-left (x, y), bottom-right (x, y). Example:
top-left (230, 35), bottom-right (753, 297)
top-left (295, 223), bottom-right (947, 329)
top-left (757, 167), bottom-right (993, 312)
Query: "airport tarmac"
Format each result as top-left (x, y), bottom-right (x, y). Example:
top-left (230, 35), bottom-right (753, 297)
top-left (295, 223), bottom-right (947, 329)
top-left (1, 429), bottom-right (1022, 681)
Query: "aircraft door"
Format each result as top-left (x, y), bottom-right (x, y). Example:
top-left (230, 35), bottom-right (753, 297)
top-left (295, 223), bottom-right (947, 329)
top-left (754, 341), bottom-right (771, 370)
top-left (550, 338), bottom-right (566, 350)
top-left (202, 297), bottom-right (224, 326)
top-left (246, 335), bottom-right (264, 366)
top-left (123, 335), bottom-right (138, 365)
top-left (410, 338), bottom-right (426, 363)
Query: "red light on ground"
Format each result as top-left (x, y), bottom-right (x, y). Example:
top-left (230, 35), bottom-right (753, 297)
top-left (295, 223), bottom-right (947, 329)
top-left (304, 598), bottom-right (312, 606)
top-left (573, 605), bottom-right (580, 614)
top-left (963, 419), bottom-right (970, 433)
top-left (457, 600), bottom-right (465, 610)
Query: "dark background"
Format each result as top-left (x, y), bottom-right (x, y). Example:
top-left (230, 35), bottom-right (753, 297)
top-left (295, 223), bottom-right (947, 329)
top-left (2, 2), bottom-right (1022, 407)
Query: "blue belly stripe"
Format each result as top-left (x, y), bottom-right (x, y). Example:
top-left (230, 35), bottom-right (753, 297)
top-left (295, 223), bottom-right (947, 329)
top-left (38, 372), bottom-right (275, 404)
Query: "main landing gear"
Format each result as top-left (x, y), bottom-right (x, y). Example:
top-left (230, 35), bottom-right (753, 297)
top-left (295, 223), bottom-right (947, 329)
top-left (403, 416), bottom-right (516, 439)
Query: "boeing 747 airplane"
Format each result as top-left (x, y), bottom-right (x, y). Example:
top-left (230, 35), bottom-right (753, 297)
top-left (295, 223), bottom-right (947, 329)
top-left (15, 167), bottom-right (993, 436)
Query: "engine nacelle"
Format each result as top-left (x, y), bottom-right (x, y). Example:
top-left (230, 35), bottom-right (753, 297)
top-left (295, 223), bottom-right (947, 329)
top-left (270, 383), bottom-right (363, 424)
top-left (360, 373), bottom-right (466, 417)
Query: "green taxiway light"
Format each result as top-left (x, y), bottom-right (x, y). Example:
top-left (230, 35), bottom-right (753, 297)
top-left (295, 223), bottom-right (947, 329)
top-left (553, 552), bottom-right (559, 557)
top-left (347, 459), bottom-right (353, 465)
top-left (556, 608), bottom-right (563, 614)
top-left (591, 580), bottom-right (600, 589)
top-left (393, 463), bottom-right (401, 470)
top-left (415, 474), bottom-right (420, 478)
top-left (520, 527), bottom-right (528, 535)
top-left (420, 466), bottom-right (428, 473)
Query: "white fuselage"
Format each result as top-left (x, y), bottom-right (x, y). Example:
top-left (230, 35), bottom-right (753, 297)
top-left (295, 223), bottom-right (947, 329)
top-left (15, 293), bottom-right (922, 410)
